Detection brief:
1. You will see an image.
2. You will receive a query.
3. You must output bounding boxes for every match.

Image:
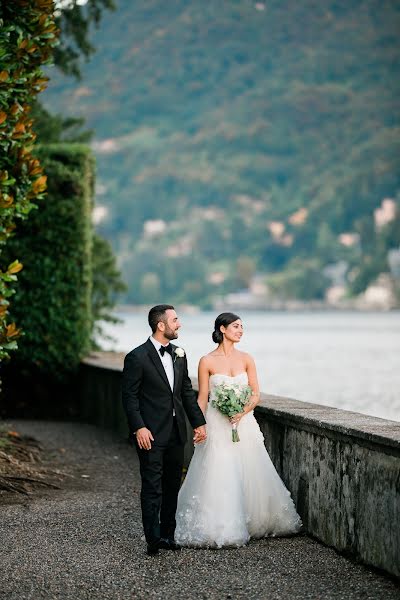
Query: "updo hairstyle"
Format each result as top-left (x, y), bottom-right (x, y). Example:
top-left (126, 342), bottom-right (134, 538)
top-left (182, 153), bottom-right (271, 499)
top-left (212, 312), bottom-right (241, 344)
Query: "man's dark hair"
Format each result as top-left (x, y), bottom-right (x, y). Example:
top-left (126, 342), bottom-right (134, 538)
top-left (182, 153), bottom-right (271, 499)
top-left (148, 304), bottom-right (175, 333)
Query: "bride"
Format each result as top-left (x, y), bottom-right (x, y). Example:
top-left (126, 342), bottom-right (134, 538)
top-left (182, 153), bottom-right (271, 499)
top-left (175, 312), bottom-right (302, 547)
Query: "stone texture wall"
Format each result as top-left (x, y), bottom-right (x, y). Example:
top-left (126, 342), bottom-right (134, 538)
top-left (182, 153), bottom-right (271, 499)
top-left (257, 397), bottom-right (399, 577)
top-left (79, 354), bottom-right (400, 577)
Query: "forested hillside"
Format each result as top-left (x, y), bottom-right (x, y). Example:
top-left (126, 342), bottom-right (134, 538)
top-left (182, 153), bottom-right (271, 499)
top-left (42, 0), bottom-right (400, 305)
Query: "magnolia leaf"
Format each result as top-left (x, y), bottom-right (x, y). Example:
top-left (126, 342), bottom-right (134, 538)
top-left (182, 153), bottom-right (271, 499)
top-left (3, 341), bottom-right (18, 350)
top-left (7, 260), bottom-right (23, 274)
top-left (13, 122), bottom-right (26, 134)
top-left (0, 194), bottom-right (14, 208)
top-left (32, 174), bottom-right (47, 193)
top-left (6, 323), bottom-right (21, 338)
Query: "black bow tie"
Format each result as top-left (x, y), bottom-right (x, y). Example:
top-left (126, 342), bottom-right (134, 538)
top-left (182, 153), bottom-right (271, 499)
top-left (159, 344), bottom-right (173, 357)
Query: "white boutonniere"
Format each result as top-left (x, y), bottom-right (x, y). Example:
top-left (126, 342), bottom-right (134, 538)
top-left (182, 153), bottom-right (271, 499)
top-left (174, 347), bottom-right (185, 358)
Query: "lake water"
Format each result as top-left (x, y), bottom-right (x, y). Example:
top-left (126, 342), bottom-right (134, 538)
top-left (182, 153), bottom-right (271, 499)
top-left (100, 310), bottom-right (400, 422)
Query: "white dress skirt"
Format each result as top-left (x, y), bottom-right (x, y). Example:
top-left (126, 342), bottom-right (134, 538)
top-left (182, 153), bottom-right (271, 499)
top-left (175, 373), bottom-right (302, 548)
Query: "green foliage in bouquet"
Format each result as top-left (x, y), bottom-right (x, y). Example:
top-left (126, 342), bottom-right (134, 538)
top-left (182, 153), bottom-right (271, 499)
top-left (212, 383), bottom-right (251, 417)
top-left (212, 382), bottom-right (252, 442)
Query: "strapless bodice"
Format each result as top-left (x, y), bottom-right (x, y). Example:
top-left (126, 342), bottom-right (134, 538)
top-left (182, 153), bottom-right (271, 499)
top-left (209, 372), bottom-right (248, 391)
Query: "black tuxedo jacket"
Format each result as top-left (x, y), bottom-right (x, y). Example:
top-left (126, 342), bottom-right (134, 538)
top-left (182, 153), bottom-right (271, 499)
top-left (122, 339), bottom-right (206, 446)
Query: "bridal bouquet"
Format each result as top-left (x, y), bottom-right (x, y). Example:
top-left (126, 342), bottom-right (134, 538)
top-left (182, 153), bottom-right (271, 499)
top-left (212, 382), bottom-right (252, 442)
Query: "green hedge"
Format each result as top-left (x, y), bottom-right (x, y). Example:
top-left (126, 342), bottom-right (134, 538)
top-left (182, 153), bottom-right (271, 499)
top-left (6, 144), bottom-right (94, 379)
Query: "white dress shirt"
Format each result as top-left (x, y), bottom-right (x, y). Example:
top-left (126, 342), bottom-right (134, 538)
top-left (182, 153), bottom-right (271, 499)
top-left (150, 336), bottom-right (175, 415)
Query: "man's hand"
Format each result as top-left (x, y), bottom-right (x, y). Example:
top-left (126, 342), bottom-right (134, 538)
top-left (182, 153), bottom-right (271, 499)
top-left (193, 425), bottom-right (207, 444)
top-left (135, 427), bottom-right (154, 450)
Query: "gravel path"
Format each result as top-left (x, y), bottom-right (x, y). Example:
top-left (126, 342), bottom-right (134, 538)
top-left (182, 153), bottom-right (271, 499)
top-left (0, 420), bottom-right (398, 600)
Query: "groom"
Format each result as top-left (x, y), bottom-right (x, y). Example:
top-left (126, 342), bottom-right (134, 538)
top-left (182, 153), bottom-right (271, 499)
top-left (122, 304), bottom-right (207, 555)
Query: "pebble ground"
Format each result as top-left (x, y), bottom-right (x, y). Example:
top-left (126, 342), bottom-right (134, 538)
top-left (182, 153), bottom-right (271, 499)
top-left (0, 420), bottom-right (398, 600)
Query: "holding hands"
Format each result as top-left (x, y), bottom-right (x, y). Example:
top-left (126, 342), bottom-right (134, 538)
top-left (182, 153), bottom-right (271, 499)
top-left (193, 425), bottom-right (207, 444)
top-left (136, 425), bottom-right (206, 449)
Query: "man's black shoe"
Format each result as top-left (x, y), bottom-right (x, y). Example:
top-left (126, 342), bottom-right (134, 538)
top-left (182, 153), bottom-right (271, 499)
top-left (146, 540), bottom-right (160, 555)
top-left (159, 538), bottom-right (181, 551)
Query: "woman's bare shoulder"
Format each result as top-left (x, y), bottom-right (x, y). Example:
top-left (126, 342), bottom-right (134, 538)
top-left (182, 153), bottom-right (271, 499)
top-left (237, 350), bottom-right (255, 364)
top-left (199, 353), bottom-right (214, 366)
top-left (199, 351), bottom-right (221, 369)
top-left (236, 349), bottom-right (251, 358)
top-left (201, 348), bottom-right (221, 359)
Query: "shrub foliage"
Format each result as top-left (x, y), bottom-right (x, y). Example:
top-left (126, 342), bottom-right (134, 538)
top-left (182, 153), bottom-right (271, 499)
top-left (5, 144), bottom-right (94, 378)
top-left (0, 0), bottom-right (58, 360)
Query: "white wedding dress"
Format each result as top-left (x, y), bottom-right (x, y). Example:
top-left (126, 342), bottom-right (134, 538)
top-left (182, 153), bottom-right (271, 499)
top-left (175, 373), bottom-right (302, 547)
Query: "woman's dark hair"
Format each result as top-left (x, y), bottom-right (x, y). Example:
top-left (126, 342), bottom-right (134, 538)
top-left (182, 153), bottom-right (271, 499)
top-left (212, 312), bottom-right (241, 344)
top-left (148, 304), bottom-right (174, 333)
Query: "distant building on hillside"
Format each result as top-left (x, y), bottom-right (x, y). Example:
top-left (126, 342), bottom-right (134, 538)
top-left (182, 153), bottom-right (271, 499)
top-left (214, 274), bottom-right (269, 310)
top-left (388, 247), bottom-right (400, 280)
top-left (323, 261), bottom-right (348, 286)
top-left (143, 220), bottom-right (167, 238)
top-left (374, 198), bottom-right (397, 230)
top-left (338, 232), bottom-right (360, 247)
top-left (357, 274), bottom-right (397, 310)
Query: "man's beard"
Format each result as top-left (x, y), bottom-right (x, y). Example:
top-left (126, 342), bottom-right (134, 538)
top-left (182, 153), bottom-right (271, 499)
top-left (164, 327), bottom-right (178, 340)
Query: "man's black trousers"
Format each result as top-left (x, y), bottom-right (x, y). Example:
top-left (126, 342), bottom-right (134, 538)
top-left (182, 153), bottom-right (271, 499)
top-left (136, 419), bottom-right (185, 545)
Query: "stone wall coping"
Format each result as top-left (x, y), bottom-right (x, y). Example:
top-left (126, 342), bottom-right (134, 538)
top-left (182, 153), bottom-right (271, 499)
top-left (83, 352), bottom-right (125, 372)
top-left (256, 394), bottom-right (399, 453)
top-left (82, 352), bottom-right (400, 452)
